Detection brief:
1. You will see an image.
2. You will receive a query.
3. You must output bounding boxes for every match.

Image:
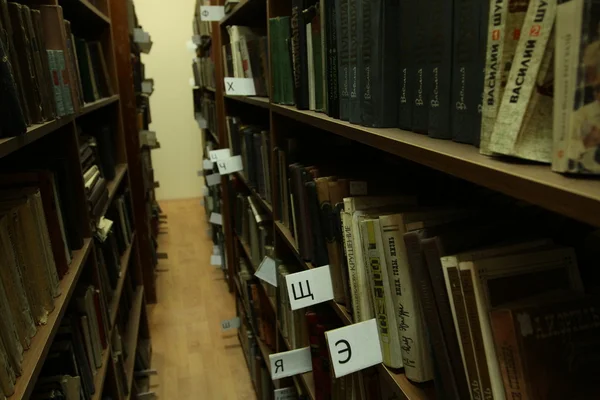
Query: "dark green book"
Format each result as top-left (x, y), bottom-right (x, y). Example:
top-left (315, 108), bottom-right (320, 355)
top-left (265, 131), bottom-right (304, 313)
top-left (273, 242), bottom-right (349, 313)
top-left (280, 16), bottom-right (295, 105)
top-left (74, 38), bottom-right (96, 103)
top-left (312, 11), bottom-right (324, 112)
top-left (268, 18), bottom-right (280, 103)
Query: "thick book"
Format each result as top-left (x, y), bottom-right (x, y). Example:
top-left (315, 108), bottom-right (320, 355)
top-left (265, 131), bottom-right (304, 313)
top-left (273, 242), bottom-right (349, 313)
top-left (491, 295), bottom-right (600, 399)
top-left (428, 0), bottom-right (454, 138)
top-left (348, 0), bottom-right (360, 124)
top-left (412, 0), bottom-right (430, 133)
top-left (291, 0), bottom-right (309, 109)
top-left (325, 0), bottom-right (339, 118)
top-left (335, 0), bottom-right (350, 120)
top-left (398, 0), bottom-right (415, 130)
top-left (553, 0), bottom-right (600, 174)
top-left (74, 38), bottom-right (96, 103)
top-left (311, 11), bottom-right (325, 112)
top-left (0, 251), bottom-right (22, 377)
top-left (281, 17), bottom-right (296, 105)
top-left (305, 180), bottom-right (328, 266)
top-left (480, 0), bottom-right (529, 155)
top-left (489, 0), bottom-right (556, 162)
top-left (0, 35), bottom-right (26, 137)
top-left (33, 10), bottom-right (57, 119)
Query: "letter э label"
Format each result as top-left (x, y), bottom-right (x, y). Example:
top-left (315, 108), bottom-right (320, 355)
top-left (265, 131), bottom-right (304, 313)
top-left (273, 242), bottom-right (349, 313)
top-left (325, 319), bottom-right (383, 378)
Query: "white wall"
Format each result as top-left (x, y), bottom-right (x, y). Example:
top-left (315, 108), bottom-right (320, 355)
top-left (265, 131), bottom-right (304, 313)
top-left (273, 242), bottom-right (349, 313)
top-left (136, 0), bottom-right (204, 200)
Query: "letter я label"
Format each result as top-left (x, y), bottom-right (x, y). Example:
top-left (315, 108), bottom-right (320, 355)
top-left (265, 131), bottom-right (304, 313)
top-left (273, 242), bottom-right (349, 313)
top-left (325, 319), bottom-right (383, 378)
top-left (284, 265), bottom-right (335, 310)
top-left (269, 347), bottom-right (313, 380)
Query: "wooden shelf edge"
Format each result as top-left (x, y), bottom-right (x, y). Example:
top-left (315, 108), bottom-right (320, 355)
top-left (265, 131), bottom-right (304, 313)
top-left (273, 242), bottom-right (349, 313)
top-left (8, 238), bottom-right (93, 400)
top-left (90, 345), bottom-right (113, 400)
top-left (224, 95), bottom-right (270, 109)
top-left (100, 163), bottom-right (128, 219)
top-left (270, 103), bottom-right (600, 227)
top-left (79, 95), bottom-right (120, 117)
top-left (123, 286), bottom-right (144, 400)
top-left (109, 232), bottom-right (136, 329)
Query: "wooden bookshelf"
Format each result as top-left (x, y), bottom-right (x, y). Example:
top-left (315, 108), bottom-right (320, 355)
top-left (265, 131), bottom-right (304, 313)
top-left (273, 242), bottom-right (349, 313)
top-left (224, 95), bottom-right (270, 109)
top-left (91, 346), bottom-right (113, 400)
top-left (8, 239), bottom-right (92, 400)
top-left (109, 233), bottom-right (136, 328)
top-left (101, 163), bottom-right (129, 218)
top-left (278, 324), bottom-right (316, 400)
top-left (123, 286), bottom-right (145, 400)
top-left (235, 172), bottom-right (273, 214)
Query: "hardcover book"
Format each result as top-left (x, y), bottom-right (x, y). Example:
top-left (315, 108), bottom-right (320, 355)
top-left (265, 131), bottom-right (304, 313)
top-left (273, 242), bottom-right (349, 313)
top-left (412, 0), bottom-right (430, 133)
top-left (335, 0), bottom-right (350, 120)
top-left (398, 0), bottom-right (415, 130)
top-left (291, 0), bottom-right (309, 109)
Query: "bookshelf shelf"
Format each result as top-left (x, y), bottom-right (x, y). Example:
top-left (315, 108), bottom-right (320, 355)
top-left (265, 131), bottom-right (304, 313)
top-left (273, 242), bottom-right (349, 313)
top-left (109, 233), bottom-right (136, 329)
top-left (91, 346), bottom-right (113, 400)
top-left (100, 163), bottom-right (128, 219)
top-left (123, 286), bottom-right (145, 400)
top-left (220, 0), bottom-right (266, 26)
top-left (8, 238), bottom-right (92, 400)
top-left (61, 0), bottom-right (111, 24)
top-left (381, 366), bottom-right (436, 400)
top-left (224, 95), bottom-right (270, 109)
top-left (79, 95), bottom-right (120, 117)
top-left (270, 103), bottom-right (600, 228)
top-left (235, 172), bottom-right (273, 215)
top-left (205, 87), bottom-right (216, 93)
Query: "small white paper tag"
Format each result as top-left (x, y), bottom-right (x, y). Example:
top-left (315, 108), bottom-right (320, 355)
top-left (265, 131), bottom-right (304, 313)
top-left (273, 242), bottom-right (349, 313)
top-left (224, 77), bottom-right (256, 96)
top-left (142, 81), bottom-right (153, 94)
top-left (255, 256), bottom-right (278, 287)
top-left (349, 181), bottom-right (368, 196)
top-left (205, 173), bottom-right (221, 186)
top-left (269, 347), bottom-right (312, 380)
top-left (213, 245), bottom-right (221, 255)
top-left (274, 387), bottom-right (297, 400)
top-left (209, 148), bottom-right (231, 162)
top-left (192, 34), bottom-right (202, 45)
top-left (200, 198), bottom-right (205, 206)
top-left (209, 212), bottom-right (222, 225)
top-left (285, 265), bottom-right (334, 311)
top-left (216, 155), bottom-right (243, 175)
top-left (221, 316), bottom-right (240, 331)
top-left (210, 254), bottom-right (222, 266)
top-left (325, 319), bottom-right (383, 378)
top-left (189, 77), bottom-right (196, 87)
top-left (197, 116), bottom-right (208, 129)
top-left (200, 5), bottom-right (225, 21)
top-left (203, 159), bottom-right (214, 170)
top-left (201, 186), bottom-right (210, 196)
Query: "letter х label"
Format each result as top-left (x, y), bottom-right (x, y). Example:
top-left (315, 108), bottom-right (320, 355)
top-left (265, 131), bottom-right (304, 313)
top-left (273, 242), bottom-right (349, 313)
top-left (269, 347), bottom-right (312, 380)
top-left (325, 319), bottom-right (383, 378)
top-left (284, 265), bottom-right (334, 310)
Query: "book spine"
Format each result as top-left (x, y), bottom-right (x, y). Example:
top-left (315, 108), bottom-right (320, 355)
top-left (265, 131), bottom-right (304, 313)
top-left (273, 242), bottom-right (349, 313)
top-left (281, 18), bottom-right (296, 105)
top-left (359, 0), bottom-right (372, 125)
top-left (269, 19), bottom-right (280, 103)
top-left (313, 14), bottom-right (325, 112)
top-left (451, 0), bottom-right (481, 144)
top-left (398, 0), bottom-right (414, 130)
top-left (475, 0), bottom-right (490, 147)
top-left (239, 37), bottom-right (253, 78)
top-left (552, 0), bottom-right (582, 173)
top-left (326, 0), bottom-right (340, 118)
top-left (412, 0), bottom-right (430, 133)
top-left (291, 0), bottom-right (309, 109)
top-left (341, 209), bottom-right (361, 321)
top-left (55, 50), bottom-right (74, 115)
top-left (428, 0), bottom-right (454, 138)
top-left (336, 0), bottom-right (350, 120)
top-left (348, 0), bottom-right (361, 123)
top-left (459, 269), bottom-right (495, 400)
top-left (489, 309), bottom-right (530, 400)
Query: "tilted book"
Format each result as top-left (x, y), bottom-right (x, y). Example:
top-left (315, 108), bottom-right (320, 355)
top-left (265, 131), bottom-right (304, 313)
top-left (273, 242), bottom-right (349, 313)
top-left (553, 0), bottom-right (600, 174)
top-left (489, 0), bottom-right (556, 162)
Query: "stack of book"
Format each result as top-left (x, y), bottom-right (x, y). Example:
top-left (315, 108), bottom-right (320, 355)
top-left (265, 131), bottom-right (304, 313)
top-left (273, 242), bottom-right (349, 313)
top-left (79, 130), bottom-right (115, 220)
top-left (264, 0), bottom-right (600, 177)
top-left (234, 193), bottom-right (272, 267)
top-left (239, 259), bottom-right (275, 350)
top-left (73, 37), bottom-right (114, 104)
top-left (192, 54), bottom-right (216, 89)
top-left (223, 25), bottom-right (269, 97)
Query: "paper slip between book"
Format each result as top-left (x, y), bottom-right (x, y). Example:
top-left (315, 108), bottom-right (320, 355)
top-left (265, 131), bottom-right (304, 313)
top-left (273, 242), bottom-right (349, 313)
top-left (209, 148), bottom-right (231, 162)
top-left (274, 387), bottom-right (297, 400)
top-left (205, 173), bottom-right (221, 186)
top-left (209, 212), bottom-right (222, 225)
top-left (210, 254), bottom-right (222, 266)
top-left (269, 347), bottom-right (312, 380)
top-left (200, 5), bottom-right (225, 21)
top-left (192, 34), bottom-right (202, 45)
top-left (217, 155), bottom-right (243, 175)
top-left (213, 245), bottom-right (220, 255)
top-left (285, 265), bottom-right (334, 310)
top-left (224, 77), bottom-right (257, 96)
top-left (325, 319), bottom-right (383, 378)
top-left (189, 77), bottom-right (196, 87)
top-left (201, 186), bottom-right (209, 196)
top-left (196, 116), bottom-right (208, 129)
top-left (221, 317), bottom-right (240, 332)
top-left (255, 256), bottom-right (278, 287)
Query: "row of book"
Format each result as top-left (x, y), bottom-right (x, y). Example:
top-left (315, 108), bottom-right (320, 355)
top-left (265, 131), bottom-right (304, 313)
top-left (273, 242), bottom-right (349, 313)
top-left (263, 0), bottom-right (600, 176)
top-left (194, 93), bottom-right (218, 134)
top-left (234, 192), bottom-right (273, 268)
top-left (193, 55), bottom-right (216, 89)
top-left (226, 119), bottom-right (273, 205)
top-left (0, 2), bottom-right (114, 137)
top-left (223, 25), bottom-right (269, 97)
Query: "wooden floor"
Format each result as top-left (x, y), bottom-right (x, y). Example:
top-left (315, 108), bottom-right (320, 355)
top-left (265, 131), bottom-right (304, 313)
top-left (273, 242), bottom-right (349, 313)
top-left (147, 198), bottom-right (256, 400)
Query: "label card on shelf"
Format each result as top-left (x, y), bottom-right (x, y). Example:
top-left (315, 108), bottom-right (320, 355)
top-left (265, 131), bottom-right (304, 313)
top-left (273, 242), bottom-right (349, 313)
top-left (202, 186), bottom-right (210, 196)
top-left (189, 77), bottom-right (196, 87)
top-left (285, 265), bottom-right (334, 310)
top-left (196, 116), bottom-right (208, 129)
top-left (210, 254), bottom-right (222, 266)
top-left (192, 34), bottom-right (202, 45)
top-left (216, 155), bottom-right (243, 175)
top-left (269, 347), bottom-right (312, 380)
top-left (255, 256), bottom-right (278, 287)
top-left (205, 173), bottom-right (221, 186)
top-left (325, 319), bottom-right (383, 378)
top-left (200, 5), bottom-right (225, 21)
top-left (209, 148), bottom-right (231, 162)
top-left (209, 212), bottom-right (222, 225)
top-left (274, 387), bottom-right (297, 400)
top-left (203, 159), bottom-right (214, 170)
top-left (224, 77), bottom-right (257, 96)
top-left (213, 245), bottom-right (220, 255)
top-left (221, 316), bottom-right (240, 331)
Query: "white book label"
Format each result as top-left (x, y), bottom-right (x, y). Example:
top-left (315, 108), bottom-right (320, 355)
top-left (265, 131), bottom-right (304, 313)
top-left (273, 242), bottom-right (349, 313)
top-left (192, 34), bottom-right (202, 45)
top-left (325, 319), bottom-right (383, 378)
top-left (196, 116), bottom-right (207, 129)
top-left (221, 317), bottom-right (240, 331)
top-left (285, 265), bottom-right (334, 310)
top-left (255, 256), bottom-right (278, 287)
top-left (269, 347), bottom-right (312, 380)
top-left (201, 186), bottom-right (210, 196)
top-left (217, 155), bottom-right (243, 175)
top-left (205, 173), bottom-right (221, 186)
top-left (210, 254), bottom-right (222, 266)
top-left (209, 212), bottom-right (222, 225)
top-left (189, 77), bottom-right (196, 87)
top-left (203, 159), bottom-right (214, 170)
top-left (209, 148), bottom-right (231, 162)
top-left (274, 387), bottom-right (297, 400)
top-left (200, 6), bottom-right (225, 21)
top-left (213, 245), bottom-right (220, 255)
top-left (224, 77), bottom-right (257, 96)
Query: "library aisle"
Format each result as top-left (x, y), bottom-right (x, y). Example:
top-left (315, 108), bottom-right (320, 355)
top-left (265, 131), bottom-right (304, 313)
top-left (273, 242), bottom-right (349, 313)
top-left (147, 199), bottom-right (255, 400)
